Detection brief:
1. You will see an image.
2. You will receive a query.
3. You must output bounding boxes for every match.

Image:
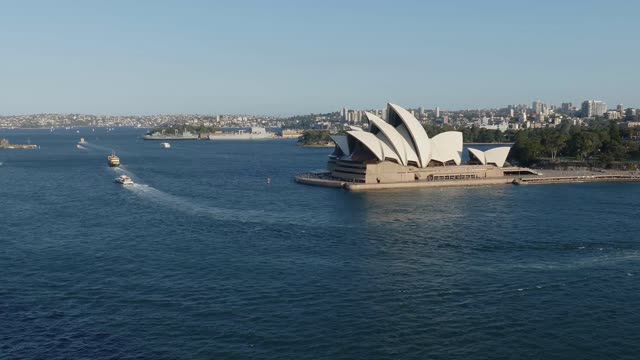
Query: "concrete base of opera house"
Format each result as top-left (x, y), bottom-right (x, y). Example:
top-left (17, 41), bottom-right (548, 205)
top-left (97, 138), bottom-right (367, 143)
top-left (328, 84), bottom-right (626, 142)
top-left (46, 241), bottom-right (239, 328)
top-left (295, 169), bottom-right (640, 191)
top-left (295, 174), bottom-right (517, 191)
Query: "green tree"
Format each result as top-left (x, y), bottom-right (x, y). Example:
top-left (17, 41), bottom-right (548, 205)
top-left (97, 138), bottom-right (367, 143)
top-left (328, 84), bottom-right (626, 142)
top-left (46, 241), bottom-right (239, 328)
top-left (542, 130), bottom-right (567, 160)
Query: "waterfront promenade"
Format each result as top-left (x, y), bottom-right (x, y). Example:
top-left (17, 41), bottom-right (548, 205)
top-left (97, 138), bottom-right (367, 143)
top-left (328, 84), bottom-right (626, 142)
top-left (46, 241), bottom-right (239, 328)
top-left (295, 169), bottom-right (640, 191)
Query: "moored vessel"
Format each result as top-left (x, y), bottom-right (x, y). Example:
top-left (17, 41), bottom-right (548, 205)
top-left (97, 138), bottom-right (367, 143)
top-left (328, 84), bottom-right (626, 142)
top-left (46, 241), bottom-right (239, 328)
top-left (161, 142), bottom-right (171, 148)
top-left (143, 130), bottom-right (198, 140)
top-left (208, 127), bottom-right (277, 140)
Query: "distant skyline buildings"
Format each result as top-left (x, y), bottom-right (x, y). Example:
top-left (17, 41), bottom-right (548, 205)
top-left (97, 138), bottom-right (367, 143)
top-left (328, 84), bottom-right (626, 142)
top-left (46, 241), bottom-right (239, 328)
top-left (532, 101), bottom-right (548, 115)
top-left (581, 100), bottom-right (608, 118)
top-left (331, 98), bottom-right (640, 132)
top-left (4, 97), bottom-right (640, 129)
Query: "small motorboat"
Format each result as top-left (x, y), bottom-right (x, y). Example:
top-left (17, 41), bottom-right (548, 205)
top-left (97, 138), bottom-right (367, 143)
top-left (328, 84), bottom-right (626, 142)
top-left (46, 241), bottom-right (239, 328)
top-left (161, 142), bottom-right (171, 149)
top-left (115, 175), bottom-right (134, 185)
top-left (107, 151), bottom-right (120, 167)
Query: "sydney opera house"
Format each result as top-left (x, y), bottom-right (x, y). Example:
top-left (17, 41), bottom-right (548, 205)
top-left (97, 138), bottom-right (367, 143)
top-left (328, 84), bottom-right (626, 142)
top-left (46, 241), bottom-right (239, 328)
top-left (325, 103), bottom-right (521, 184)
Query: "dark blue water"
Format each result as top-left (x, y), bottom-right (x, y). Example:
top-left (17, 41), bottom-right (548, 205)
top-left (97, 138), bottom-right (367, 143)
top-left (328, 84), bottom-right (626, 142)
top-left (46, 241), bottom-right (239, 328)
top-left (1, 128), bottom-right (640, 359)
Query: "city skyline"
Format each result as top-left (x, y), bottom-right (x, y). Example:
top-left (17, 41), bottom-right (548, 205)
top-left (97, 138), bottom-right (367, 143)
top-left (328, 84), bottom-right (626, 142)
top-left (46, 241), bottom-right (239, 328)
top-left (1, 0), bottom-right (639, 115)
top-left (0, 98), bottom-right (631, 117)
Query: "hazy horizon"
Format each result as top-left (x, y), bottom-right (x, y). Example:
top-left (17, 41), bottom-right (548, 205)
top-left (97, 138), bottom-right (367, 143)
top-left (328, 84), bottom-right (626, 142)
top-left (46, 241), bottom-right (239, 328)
top-left (1, 0), bottom-right (638, 115)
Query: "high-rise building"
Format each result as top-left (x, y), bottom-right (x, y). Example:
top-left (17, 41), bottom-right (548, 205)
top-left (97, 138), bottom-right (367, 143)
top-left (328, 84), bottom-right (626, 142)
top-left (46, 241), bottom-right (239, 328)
top-left (626, 108), bottom-right (637, 118)
top-left (581, 100), bottom-right (607, 118)
top-left (435, 106), bottom-right (440, 118)
top-left (617, 104), bottom-right (624, 115)
top-left (606, 111), bottom-right (621, 120)
top-left (532, 100), bottom-right (544, 114)
top-left (561, 102), bottom-right (573, 113)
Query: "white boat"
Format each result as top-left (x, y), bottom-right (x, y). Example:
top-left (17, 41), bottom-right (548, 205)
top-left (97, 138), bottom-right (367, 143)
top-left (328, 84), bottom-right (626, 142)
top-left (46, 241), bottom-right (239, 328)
top-left (114, 175), bottom-right (134, 185)
top-left (161, 142), bottom-right (171, 148)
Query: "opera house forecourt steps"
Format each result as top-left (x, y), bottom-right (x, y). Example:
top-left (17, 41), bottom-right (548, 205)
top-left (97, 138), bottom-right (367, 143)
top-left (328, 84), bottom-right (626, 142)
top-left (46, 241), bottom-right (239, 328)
top-left (295, 103), bottom-right (640, 191)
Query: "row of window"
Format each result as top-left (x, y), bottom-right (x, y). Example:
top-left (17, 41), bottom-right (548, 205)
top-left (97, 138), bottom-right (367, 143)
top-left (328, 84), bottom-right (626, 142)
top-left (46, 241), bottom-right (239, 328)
top-left (428, 174), bottom-right (479, 181)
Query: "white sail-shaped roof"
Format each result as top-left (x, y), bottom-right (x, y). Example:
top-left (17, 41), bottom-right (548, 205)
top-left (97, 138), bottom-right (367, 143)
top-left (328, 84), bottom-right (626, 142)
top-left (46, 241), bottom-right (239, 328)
top-left (485, 147), bottom-right (511, 167)
top-left (430, 131), bottom-right (463, 165)
top-left (387, 103), bottom-right (431, 167)
top-left (330, 135), bottom-right (350, 156)
top-left (468, 148), bottom-right (487, 165)
top-left (347, 131), bottom-right (400, 163)
top-left (365, 112), bottom-right (419, 166)
top-left (467, 147), bottom-right (512, 167)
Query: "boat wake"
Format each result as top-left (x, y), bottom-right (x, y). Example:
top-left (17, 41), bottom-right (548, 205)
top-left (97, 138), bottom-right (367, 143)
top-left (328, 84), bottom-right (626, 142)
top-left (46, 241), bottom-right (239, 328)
top-left (112, 169), bottom-right (346, 227)
top-left (124, 183), bottom-right (274, 223)
top-left (80, 141), bottom-right (113, 152)
top-left (111, 166), bottom-right (130, 174)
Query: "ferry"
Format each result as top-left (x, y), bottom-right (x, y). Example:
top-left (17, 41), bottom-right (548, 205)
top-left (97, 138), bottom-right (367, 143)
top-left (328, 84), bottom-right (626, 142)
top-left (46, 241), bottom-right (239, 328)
top-left (161, 142), bottom-right (171, 148)
top-left (114, 175), bottom-right (134, 185)
top-left (107, 152), bottom-right (121, 167)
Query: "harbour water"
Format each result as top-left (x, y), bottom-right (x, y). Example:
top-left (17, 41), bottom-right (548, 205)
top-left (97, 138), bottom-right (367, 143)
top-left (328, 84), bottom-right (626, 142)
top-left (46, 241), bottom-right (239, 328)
top-left (1, 128), bottom-right (640, 359)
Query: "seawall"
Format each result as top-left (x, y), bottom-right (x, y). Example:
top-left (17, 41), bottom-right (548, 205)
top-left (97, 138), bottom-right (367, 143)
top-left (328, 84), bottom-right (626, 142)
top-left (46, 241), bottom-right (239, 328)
top-left (295, 173), bottom-right (640, 191)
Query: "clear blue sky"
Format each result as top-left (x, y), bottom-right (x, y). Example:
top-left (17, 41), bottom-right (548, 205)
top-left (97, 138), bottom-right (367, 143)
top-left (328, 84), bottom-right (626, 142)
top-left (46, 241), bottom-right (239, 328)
top-left (0, 0), bottom-right (638, 115)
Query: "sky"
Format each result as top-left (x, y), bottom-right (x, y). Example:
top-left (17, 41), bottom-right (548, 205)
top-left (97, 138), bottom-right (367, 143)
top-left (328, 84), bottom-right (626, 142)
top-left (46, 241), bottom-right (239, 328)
top-left (0, 0), bottom-right (638, 115)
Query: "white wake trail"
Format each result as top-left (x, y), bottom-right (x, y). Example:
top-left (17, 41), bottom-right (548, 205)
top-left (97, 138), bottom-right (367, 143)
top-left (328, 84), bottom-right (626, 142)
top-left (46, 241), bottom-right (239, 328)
top-left (81, 141), bottom-right (115, 152)
top-left (125, 183), bottom-right (270, 223)
top-left (114, 169), bottom-right (347, 228)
